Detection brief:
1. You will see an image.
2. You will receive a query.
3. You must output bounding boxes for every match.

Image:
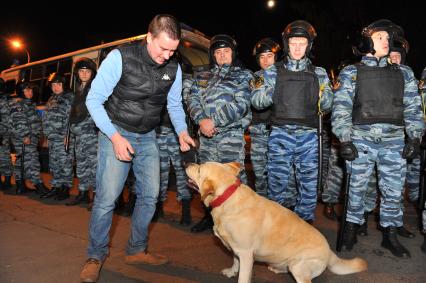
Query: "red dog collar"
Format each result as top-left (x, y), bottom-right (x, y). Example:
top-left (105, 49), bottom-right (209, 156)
top-left (210, 179), bottom-right (241, 208)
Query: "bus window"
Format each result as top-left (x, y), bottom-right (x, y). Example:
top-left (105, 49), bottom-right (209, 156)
top-left (178, 44), bottom-right (209, 67)
top-left (30, 66), bottom-right (44, 81)
top-left (4, 79), bottom-right (16, 94)
top-left (45, 62), bottom-right (58, 77)
top-left (58, 59), bottom-right (72, 75)
top-left (19, 69), bottom-right (31, 82)
top-left (41, 80), bottom-right (51, 103)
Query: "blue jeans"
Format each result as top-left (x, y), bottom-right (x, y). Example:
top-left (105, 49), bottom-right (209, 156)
top-left (87, 126), bottom-right (160, 261)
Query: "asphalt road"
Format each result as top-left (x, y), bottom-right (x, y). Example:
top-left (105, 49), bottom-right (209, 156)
top-left (0, 174), bottom-right (425, 283)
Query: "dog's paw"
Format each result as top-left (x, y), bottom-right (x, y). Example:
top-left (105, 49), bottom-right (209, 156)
top-left (221, 267), bottom-right (238, 278)
top-left (268, 265), bottom-right (287, 274)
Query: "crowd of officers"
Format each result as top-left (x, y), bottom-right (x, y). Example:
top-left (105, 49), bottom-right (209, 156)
top-left (1, 18), bottom-right (426, 261)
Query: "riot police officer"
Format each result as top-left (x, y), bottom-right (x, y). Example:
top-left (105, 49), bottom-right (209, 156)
top-left (332, 19), bottom-right (424, 257)
top-left (251, 20), bottom-right (333, 224)
top-left (188, 34), bottom-right (253, 232)
top-left (249, 38), bottom-right (281, 197)
top-left (66, 58), bottom-right (98, 206)
top-left (154, 93), bottom-right (192, 225)
top-left (9, 83), bottom-right (47, 194)
top-left (419, 67), bottom-right (426, 254)
top-left (40, 73), bottom-right (74, 200)
top-left (0, 78), bottom-right (13, 190)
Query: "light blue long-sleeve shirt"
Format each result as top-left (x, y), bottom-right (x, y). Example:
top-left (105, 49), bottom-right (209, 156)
top-left (86, 49), bottom-right (187, 139)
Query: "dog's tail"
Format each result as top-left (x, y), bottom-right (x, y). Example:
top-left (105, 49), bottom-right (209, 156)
top-left (327, 252), bottom-right (367, 275)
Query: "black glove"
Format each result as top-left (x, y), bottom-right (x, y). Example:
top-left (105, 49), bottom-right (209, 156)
top-left (420, 135), bottom-right (426, 149)
top-left (340, 141), bottom-right (358, 161)
top-left (402, 138), bottom-right (420, 160)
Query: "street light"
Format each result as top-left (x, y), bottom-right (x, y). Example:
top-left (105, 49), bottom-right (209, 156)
top-left (267, 0), bottom-right (276, 8)
top-left (10, 39), bottom-right (31, 64)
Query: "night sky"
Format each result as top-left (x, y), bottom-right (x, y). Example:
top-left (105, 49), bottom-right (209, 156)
top-left (1, 0), bottom-right (425, 76)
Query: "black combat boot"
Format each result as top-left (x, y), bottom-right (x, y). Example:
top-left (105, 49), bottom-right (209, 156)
top-left (191, 206), bottom-right (213, 233)
top-left (324, 203), bottom-right (338, 220)
top-left (358, 212), bottom-right (369, 236)
top-left (121, 192), bottom-right (136, 217)
top-left (34, 183), bottom-right (49, 195)
top-left (396, 226), bottom-right (415, 238)
top-left (41, 187), bottom-right (59, 199)
top-left (3, 176), bottom-right (12, 190)
top-left (381, 226), bottom-right (411, 258)
top-left (421, 235), bottom-right (426, 254)
top-left (180, 199), bottom-right (192, 226)
top-left (15, 180), bottom-right (26, 194)
top-left (66, 191), bottom-right (89, 206)
top-left (56, 185), bottom-right (70, 201)
top-left (151, 201), bottom-right (164, 222)
top-left (342, 222), bottom-right (359, 251)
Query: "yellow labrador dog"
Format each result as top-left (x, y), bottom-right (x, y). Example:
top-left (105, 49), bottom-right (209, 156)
top-left (186, 161), bottom-right (367, 283)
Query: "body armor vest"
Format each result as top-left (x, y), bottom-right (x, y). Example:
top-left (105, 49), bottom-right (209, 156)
top-left (353, 63), bottom-right (404, 125)
top-left (271, 63), bottom-right (319, 128)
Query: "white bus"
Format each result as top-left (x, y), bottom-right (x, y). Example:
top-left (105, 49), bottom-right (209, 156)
top-left (1, 27), bottom-right (210, 171)
top-left (0, 26), bottom-right (210, 104)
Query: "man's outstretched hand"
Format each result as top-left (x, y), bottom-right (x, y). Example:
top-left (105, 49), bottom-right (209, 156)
top-left (179, 131), bottom-right (196, 152)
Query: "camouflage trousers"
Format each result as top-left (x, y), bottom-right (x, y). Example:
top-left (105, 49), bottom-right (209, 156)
top-left (405, 157), bottom-right (420, 202)
top-left (283, 127), bottom-right (332, 208)
top-left (423, 200), bottom-right (426, 233)
top-left (268, 127), bottom-right (318, 220)
top-left (322, 141), bottom-right (378, 212)
top-left (346, 136), bottom-right (405, 227)
top-left (48, 137), bottom-right (73, 188)
top-left (157, 126), bottom-right (191, 202)
top-left (0, 138), bottom-right (12, 176)
top-left (249, 123), bottom-right (269, 197)
top-left (71, 117), bottom-right (98, 192)
top-left (199, 128), bottom-right (247, 183)
top-left (12, 140), bottom-right (42, 185)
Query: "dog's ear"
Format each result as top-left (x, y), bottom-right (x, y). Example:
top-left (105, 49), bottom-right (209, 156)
top-left (200, 178), bottom-right (215, 201)
top-left (224, 162), bottom-right (241, 176)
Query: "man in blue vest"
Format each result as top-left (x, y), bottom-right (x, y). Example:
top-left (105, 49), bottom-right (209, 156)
top-left (80, 14), bottom-right (194, 283)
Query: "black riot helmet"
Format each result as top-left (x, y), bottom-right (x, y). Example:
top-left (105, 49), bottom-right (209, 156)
top-left (252, 38), bottom-right (281, 63)
top-left (74, 58), bottom-right (97, 74)
top-left (389, 24), bottom-right (409, 64)
top-left (20, 82), bottom-right (39, 100)
top-left (282, 20), bottom-right (317, 57)
top-left (209, 34), bottom-right (237, 65)
top-left (353, 19), bottom-right (399, 56)
top-left (48, 72), bottom-right (67, 85)
top-left (21, 82), bottom-right (39, 92)
top-left (390, 36), bottom-right (409, 64)
top-left (73, 57), bottom-right (97, 84)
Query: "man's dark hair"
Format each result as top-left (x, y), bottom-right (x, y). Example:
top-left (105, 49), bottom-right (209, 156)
top-left (148, 14), bottom-right (181, 40)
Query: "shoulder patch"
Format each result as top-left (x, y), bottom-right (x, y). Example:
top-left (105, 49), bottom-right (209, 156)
top-left (197, 79), bottom-right (209, 89)
top-left (419, 80), bottom-right (425, 91)
top-left (333, 81), bottom-right (341, 90)
top-left (250, 75), bottom-right (264, 89)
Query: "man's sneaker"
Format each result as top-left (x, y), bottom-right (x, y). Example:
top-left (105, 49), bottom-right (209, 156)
top-left (80, 258), bottom-right (102, 283)
top-left (125, 251), bottom-right (169, 265)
